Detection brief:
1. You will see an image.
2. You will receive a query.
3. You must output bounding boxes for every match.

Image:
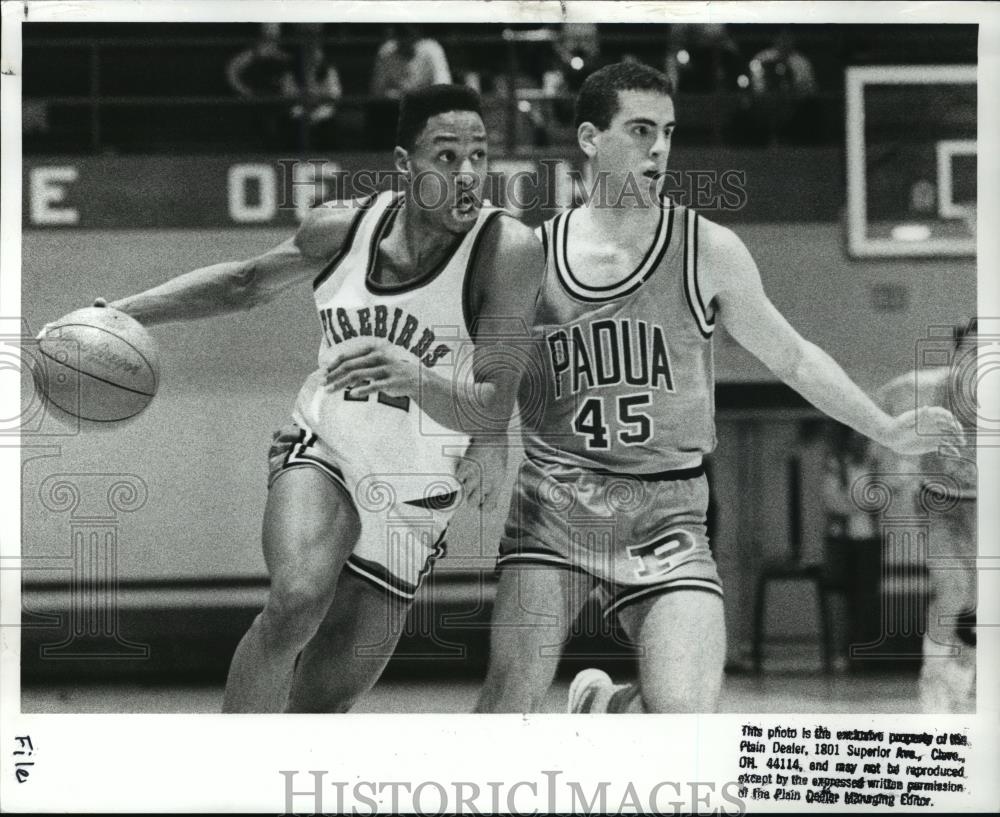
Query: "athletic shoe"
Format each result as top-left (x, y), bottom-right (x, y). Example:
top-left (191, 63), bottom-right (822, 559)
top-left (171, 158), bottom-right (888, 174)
top-left (568, 668), bottom-right (614, 713)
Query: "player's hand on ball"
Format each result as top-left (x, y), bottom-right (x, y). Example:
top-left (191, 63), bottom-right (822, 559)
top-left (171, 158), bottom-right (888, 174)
top-left (324, 337), bottom-right (420, 399)
top-left (34, 304), bottom-right (159, 421)
top-left (456, 441), bottom-right (508, 513)
top-left (881, 406), bottom-right (966, 457)
top-left (36, 299), bottom-right (109, 340)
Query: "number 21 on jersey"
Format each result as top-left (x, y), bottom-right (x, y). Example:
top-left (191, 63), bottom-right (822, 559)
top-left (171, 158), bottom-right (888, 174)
top-left (573, 392), bottom-right (653, 450)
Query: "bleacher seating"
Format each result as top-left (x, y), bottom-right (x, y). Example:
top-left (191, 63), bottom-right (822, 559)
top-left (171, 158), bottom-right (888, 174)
top-left (22, 23), bottom-right (978, 155)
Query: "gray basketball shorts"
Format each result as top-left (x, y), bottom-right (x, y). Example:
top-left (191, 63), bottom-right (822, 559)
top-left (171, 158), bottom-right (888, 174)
top-left (497, 455), bottom-right (723, 619)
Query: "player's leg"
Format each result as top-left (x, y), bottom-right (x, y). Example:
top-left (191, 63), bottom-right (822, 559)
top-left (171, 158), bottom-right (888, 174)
top-left (571, 588), bottom-right (725, 713)
top-left (619, 589), bottom-right (725, 712)
top-left (571, 589), bottom-right (725, 713)
top-left (569, 474), bottom-right (725, 713)
top-left (475, 563), bottom-right (597, 713)
top-left (222, 467), bottom-right (360, 713)
top-left (288, 489), bottom-right (452, 712)
top-left (920, 500), bottom-right (977, 712)
top-left (286, 569), bottom-right (412, 712)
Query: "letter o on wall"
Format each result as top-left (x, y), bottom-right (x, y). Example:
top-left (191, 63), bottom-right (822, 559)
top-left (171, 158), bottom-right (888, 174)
top-left (228, 164), bottom-right (277, 223)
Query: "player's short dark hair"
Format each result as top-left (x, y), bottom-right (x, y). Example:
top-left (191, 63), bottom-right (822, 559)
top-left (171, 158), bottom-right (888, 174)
top-left (396, 84), bottom-right (484, 150)
top-left (575, 61), bottom-right (672, 131)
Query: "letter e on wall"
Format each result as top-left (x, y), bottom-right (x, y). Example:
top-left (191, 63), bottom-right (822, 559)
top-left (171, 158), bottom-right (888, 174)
top-left (30, 166), bottom-right (79, 225)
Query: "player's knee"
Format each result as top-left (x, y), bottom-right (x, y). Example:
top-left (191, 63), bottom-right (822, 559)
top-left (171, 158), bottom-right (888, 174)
top-left (261, 580), bottom-right (331, 641)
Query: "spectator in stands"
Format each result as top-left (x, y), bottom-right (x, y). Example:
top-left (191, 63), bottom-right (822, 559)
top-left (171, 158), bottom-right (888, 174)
top-left (226, 23), bottom-right (296, 149)
top-left (367, 25), bottom-right (451, 149)
top-left (749, 28), bottom-right (820, 145)
top-left (226, 23), bottom-right (295, 99)
top-left (749, 28), bottom-right (818, 96)
top-left (541, 23), bottom-right (603, 135)
top-left (543, 23), bottom-right (602, 97)
top-left (225, 23), bottom-right (346, 152)
top-left (665, 23), bottom-right (743, 93)
top-left (287, 32), bottom-right (344, 150)
top-left (554, 23), bottom-right (601, 74)
top-left (370, 24), bottom-right (451, 98)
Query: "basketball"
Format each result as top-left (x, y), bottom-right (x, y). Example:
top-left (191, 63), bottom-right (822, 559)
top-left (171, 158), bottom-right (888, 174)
top-left (36, 306), bottom-right (160, 422)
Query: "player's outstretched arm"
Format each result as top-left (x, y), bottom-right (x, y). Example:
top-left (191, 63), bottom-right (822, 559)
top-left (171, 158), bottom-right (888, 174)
top-left (106, 237), bottom-right (313, 326)
top-left (99, 203), bottom-right (359, 327)
top-left (324, 214), bottom-right (544, 434)
top-left (870, 373), bottom-right (921, 466)
top-left (699, 219), bottom-right (962, 457)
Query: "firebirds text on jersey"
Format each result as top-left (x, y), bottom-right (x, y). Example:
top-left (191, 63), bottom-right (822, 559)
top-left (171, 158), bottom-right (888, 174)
top-left (318, 305), bottom-right (451, 368)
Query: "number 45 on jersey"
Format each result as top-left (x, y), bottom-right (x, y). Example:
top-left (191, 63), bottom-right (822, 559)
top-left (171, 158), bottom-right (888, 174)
top-left (573, 393), bottom-right (653, 450)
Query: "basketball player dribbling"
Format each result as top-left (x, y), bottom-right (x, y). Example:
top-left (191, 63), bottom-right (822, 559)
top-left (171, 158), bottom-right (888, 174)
top-left (474, 62), bottom-right (965, 714)
top-left (873, 320), bottom-right (979, 713)
top-left (45, 85), bottom-right (543, 712)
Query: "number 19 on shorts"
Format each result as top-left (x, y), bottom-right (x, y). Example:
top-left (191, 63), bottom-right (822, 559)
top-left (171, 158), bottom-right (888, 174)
top-left (572, 393), bottom-right (653, 450)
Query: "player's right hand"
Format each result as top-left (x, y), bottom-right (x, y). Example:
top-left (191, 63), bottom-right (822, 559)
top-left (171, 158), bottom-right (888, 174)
top-left (880, 406), bottom-right (966, 457)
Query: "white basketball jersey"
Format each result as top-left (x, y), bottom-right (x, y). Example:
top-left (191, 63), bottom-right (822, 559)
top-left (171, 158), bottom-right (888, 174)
top-left (293, 191), bottom-right (502, 494)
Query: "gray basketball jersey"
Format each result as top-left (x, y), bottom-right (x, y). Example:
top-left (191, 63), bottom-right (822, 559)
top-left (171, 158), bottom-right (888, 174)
top-left (523, 201), bottom-right (717, 473)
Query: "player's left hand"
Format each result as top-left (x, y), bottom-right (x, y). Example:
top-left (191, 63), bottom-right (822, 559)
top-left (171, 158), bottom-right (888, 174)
top-left (881, 406), bottom-right (966, 457)
top-left (324, 337), bottom-right (420, 398)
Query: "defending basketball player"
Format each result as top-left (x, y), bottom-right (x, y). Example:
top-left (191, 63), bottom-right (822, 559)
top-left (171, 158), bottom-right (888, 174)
top-left (474, 62), bottom-right (966, 714)
top-left (41, 85), bottom-right (543, 713)
top-left (872, 320), bottom-right (978, 713)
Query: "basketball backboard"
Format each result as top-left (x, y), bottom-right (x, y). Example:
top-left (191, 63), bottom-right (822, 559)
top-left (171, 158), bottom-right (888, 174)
top-left (846, 65), bottom-right (976, 257)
